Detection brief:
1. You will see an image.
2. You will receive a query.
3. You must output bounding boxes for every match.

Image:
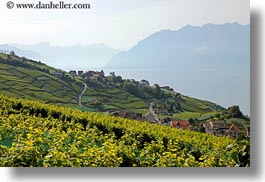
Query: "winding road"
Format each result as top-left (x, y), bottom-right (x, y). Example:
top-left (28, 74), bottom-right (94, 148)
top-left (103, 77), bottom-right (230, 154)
top-left (77, 83), bottom-right (87, 106)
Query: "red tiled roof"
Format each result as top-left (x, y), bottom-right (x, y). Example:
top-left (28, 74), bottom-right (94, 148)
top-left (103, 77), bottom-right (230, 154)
top-left (171, 121), bottom-right (177, 127)
top-left (171, 120), bottom-right (189, 128)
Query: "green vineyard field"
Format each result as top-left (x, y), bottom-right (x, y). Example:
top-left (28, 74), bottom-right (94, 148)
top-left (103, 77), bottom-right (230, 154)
top-left (0, 95), bottom-right (250, 167)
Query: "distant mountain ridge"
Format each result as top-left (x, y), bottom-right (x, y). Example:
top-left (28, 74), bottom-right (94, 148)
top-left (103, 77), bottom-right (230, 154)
top-left (104, 22), bottom-right (250, 115)
top-left (106, 22), bottom-right (249, 69)
top-left (0, 42), bottom-right (121, 69)
top-left (0, 44), bottom-right (45, 61)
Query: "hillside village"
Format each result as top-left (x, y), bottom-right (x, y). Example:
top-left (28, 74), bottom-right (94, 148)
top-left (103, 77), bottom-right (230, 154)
top-left (112, 107), bottom-right (249, 140)
top-left (66, 69), bottom-right (250, 140)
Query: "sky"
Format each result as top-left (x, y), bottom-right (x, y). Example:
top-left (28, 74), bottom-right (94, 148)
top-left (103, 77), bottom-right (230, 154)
top-left (0, 0), bottom-right (250, 50)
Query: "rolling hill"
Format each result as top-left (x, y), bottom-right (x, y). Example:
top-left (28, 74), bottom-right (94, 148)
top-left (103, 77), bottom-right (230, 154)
top-left (0, 53), bottom-right (225, 118)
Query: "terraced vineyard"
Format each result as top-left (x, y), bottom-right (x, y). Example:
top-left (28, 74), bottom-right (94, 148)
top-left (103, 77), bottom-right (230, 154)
top-left (0, 95), bottom-right (250, 167)
top-left (179, 95), bottom-right (222, 113)
top-left (0, 53), bottom-right (82, 108)
top-left (82, 81), bottom-right (147, 112)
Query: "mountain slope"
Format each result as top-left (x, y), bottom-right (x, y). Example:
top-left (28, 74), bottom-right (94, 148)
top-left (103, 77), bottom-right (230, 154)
top-left (106, 22), bottom-right (249, 70)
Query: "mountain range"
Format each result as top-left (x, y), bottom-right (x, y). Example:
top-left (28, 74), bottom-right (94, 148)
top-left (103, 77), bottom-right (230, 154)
top-left (106, 22), bottom-right (249, 70)
top-left (0, 43), bottom-right (121, 70)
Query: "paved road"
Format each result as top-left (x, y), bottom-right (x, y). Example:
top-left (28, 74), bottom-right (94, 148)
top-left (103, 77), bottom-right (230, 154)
top-left (77, 83), bottom-right (87, 106)
top-left (148, 102), bottom-right (160, 123)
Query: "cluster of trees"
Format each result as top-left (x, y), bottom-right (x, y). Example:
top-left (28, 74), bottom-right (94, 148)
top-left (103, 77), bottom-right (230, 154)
top-left (225, 106), bottom-right (244, 118)
top-left (152, 99), bottom-right (181, 114)
top-left (122, 80), bottom-right (161, 99)
top-left (94, 72), bottom-right (173, 100)
top-left (214, 105), bottom-right (245, 120)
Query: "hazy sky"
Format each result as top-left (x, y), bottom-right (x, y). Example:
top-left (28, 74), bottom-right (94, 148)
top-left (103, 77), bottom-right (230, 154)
top-left (0, 0), bottom-right (249, 49)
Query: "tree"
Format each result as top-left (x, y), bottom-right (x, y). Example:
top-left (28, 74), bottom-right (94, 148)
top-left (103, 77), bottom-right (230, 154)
top-left (214, 113), bottom-right (221, 118)
top-left (223, 106), bottom-right (243, 118)
top-left (21, 57), bottom-right (27, 62)
top-left (169, 104), bottom-right (175, 113)
top-left (188, 118), bottom-right (195, 125)
top-left (153, 83), bottom-right (161, 98)
top-left (198, 125), bottom-right (205, 133)
top-left (152, 101), bottom-right (158, 109)
top-left (123, 80), bottom-right (139, 96)
top-left (113, 75), bottom-right (122, 83)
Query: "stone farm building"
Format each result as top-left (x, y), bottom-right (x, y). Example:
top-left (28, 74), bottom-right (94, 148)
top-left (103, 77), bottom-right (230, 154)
top-left (203, 120), bottom-right (242, 139)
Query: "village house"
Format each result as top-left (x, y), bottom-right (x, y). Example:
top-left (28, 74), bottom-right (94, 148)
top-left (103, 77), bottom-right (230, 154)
top-left (114, 111), bottom-right (129, 118)
top-left (52, 70), bottom-right (64, 78)
top-left (160, 117), bottom-right (171, 126)
top-left (203, 120), bottom-right (228, 137)
top-left (144, 112), bottom-right (160, 124)
top-left (226, 124), bottom-right (241, 139)
top-left (170, 119), bottom-right (189, 130)
top-left (209, 120), bottom-right (227, 129)
top-left (114, 111), bottom-right (143, 121)
top-left (203, 120), bottom-right (243, 139)
top-left (82, 71), bottom-right (103, 81)
top-left (78, 71), bottom-right (84, 76)
top-left (144, 104), bottom-right (160, 124)
top-left (69, 70), bottom-right (77, 76)
top-left (89, 98), bottom-right (98, 106)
